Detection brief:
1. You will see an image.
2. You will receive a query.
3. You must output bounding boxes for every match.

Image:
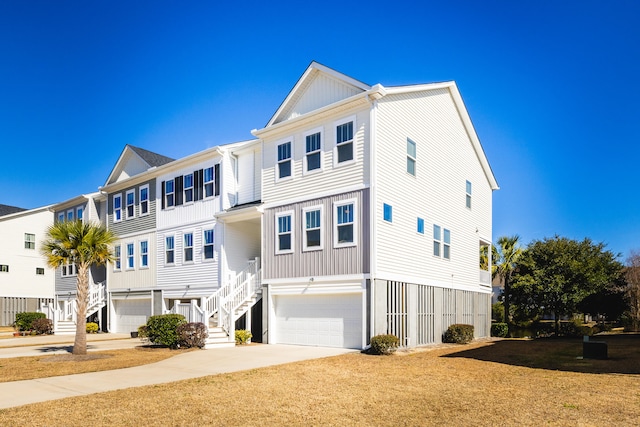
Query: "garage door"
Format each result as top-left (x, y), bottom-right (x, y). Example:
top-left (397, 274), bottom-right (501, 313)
top-left (274, 294), bottom-right (362, 349)
top-left (114, 299), bottom-right (151, 333)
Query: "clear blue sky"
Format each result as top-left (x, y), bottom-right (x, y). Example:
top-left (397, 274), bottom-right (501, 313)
top-left (1, 1), bottom-right (638, 258)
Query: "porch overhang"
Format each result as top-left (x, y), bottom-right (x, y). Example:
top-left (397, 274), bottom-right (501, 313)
top-left (215, 201), bottom-right (263, 223)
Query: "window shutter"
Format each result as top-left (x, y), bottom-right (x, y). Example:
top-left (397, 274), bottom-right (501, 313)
top-left (194, 169), bottom-right (202, 201)
top-left (161, 181), bottom-right (166, 210)
top-left (214, 164), bottom-right (220, 196)
top-left (175, 176), bottom-right (184, 206)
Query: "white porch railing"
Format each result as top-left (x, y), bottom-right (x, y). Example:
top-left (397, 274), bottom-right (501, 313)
top-left (168, 301), bottom-right (205, 324)
top-left (52, 282), bottom-right (107, 328)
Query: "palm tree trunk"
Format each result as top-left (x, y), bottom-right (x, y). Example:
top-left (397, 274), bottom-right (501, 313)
top-left (73, 264), bottom-right (89, 355)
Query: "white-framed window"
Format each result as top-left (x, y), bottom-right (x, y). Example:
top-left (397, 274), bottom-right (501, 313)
top-left (277, 140), bottom-right (292, 180)
top-left (36, 267), bottom-right (45, 275)
top-left (76, 207), bottom-right (83, 221)
top-left (58, 213), bottom-right (64, 223)
top-left (67, 210), bottom-right (74, 222)
top-left (126, 190), bottom-right (135, 219)
top-left (335, 117), bottom-right (355, 165)
top-left (204, 167), bottom-right (215, 198)
top-left (303, 206), bottom-right (323, 251)
top-left (139, 185), bottom-right (149, 216)
top-left (165, 181), bottom-right (175, 208)
top-left (24, 233), bottom-right (35, 250)
top-left (304, 128), bottom-right (323, 173)
top-left (113, 194), bottom-right (122, 222)
top-left (165, 236), bottom-right (175, 264)
top-left (433, 225), bottom-right (441, 257)
top-left (433, 225), bottom-right (451, 259)
top-left (184, 173), bottom-right (194, 203)
top-left (417, 217), bottom-right (425, 234)
top-left (126, 243), bottom-right (134, 269)
top-left (203, 229), bottom-right (215, 260)
top-left (184, 232), bottom-right (194, 262)
top-left (383, 203), bottom-right (393, 223)
top-left (466, 180), bottom-right (472, 209)
top-left (443, 228), bottom-right (451, 259)
top-left (0, 265), bottom-right (8, 272)
top-left (114, 245), bottom-right (121, 271)
top-left (334, 199), bottom-right (357, 248)
top-left (140, 240), bottom-right (148, 268)
top-left (275, 211), bottom-right (294, 254)
top-left (62, 262), bottom-right (76, 277)
top-left (407, 138), bottom-right (417, 176)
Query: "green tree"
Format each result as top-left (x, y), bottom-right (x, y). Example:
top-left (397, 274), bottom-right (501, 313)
top-left (41, 220), bottom-right (116, 355)
top-left (492, 235), bottom-right (523, 327)
top-left (511, 236), bottom-right (623, 334)
top-left (624, 250), bottom-right (640, 331)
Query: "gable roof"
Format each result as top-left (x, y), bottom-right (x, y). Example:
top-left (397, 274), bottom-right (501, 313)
top-left (104, 145), bottom-right (175, 186)
top-left (128, 145), bottom-right (175, 168)
top-left (0, 204), bottom-right (27, 217)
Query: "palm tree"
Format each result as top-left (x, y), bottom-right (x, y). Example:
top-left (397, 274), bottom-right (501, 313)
top-left (41, 220), bottom-right (116, 355)
top-left (493, 235), bottom-right (523, 327)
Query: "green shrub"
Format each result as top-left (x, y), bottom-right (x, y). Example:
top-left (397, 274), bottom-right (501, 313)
top-left (145, 314), bottom-right (187, 348)
top-left (86, 322), bottom-right (99, 334)
top-left (492, 302), bottom-right (505, 323)
top-left (443, 324), bottom-right (474, 344)
top-left (137, 324), bottom-right (148, 338)
top-left (15, 312), bottom-right (46, 331)
top-left (370, 334), bottom-right (400, 355)
top-left (31, 318), bottom-right (53, 335)
top-left (177, 322), bottom-right (208, 348)
top-left (491, 323), bottom-right (509, 338)
top-left (235, 329), bottom-right (252, 345)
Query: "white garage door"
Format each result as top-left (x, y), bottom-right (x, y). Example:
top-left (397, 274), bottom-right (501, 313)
top-left (114, 299), bottom-right (151, 333)
top-left (274, 294), bottom-right (362, 349)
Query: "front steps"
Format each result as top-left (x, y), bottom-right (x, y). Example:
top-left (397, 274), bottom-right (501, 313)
top-left (55, 320), bottom-right (76, 335)
top-left (204, 326), bottom-right (235, 349)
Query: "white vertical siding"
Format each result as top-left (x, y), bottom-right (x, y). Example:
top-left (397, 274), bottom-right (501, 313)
top-left (235, 147), bottom-right (262, 205)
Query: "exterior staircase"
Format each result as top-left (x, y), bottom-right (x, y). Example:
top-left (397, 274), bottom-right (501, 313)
top-left (45, 282), bottom-right (107, 335)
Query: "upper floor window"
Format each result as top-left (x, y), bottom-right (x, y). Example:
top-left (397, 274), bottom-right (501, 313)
top-left (203, 229), bottom-right (215, 260)
top-left (114, 245), bottom-right (121, 270)
top-left (305, 129), bottom-right (322, 172)
top-left (277, 141), bottom-right (292, 180)
top-left (443, 228), bottom-right (451, 259)
top-left (67, 210), bottom-right (74, 222)
top-left (62, 262), bottom-right (76, 277)
top-left (165, 236), bottom-right (175, 264)
top-left (204, 167), bottom-right (215, 198)
top-left (140, 240), bottom-right (148, 268)
top-left (433, 225), bottom-right (451, 259)
top-left (336, 119), bottom-right (354, 164)
top-left (466, 180), bottom-right (472, 209)
top-left (126, 243), bottom-right (135, 269)
top-left (113, 195), bottom-right (122, 222)
top-left (165, 181), bottom-right (175, 208)
top-left (24, 233), bottom-right (35, 250)
top-left (407, 138), bottom-right (416, 176)
top-left (126, 190), bottom-right (135, 219)
top-left (184, 173), bottom-right (194, 203)
top-left (276, 212), bottom-right (293, 254)
top-left (36, 267), bottom-right (45, 275)
top-left (303, 206), bottom-right (323, 251)
top-left (383, 203), bottom-right (393, 223)
top-left (184, 233), bottom-right (194, 262)
top-left (0, 265), bottom-right (8, 272)
top-left (139, 185), bottom-right (149, 216)
top-left (334, 200), bottom-right (356, 247)
top-left (58, 213), bottom-right (64, 223)
top-left (76, 207), bottom-right (83, 220)
top-left (417, 217), bottom-right (425, 234)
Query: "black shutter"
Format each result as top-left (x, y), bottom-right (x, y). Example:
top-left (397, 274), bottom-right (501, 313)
top-left (161, 181), bottom-right (165, 210)
top-left (194, 169), bottom-right (202, 201)
top-left (214, 164), bottom-right (220, 196)
top-left (175, 176), bottom-right (184, 206)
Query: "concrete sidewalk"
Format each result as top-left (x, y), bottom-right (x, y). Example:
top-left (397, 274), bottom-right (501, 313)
top-left (0, 343), bottom-right (354, 409)
top-left (0, 333), bottom-right (137, 358)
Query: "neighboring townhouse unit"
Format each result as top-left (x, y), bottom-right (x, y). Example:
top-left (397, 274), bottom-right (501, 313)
top-left (46, 193), bottom-right (107, 334)
top-left (0, 205), bottom-right (55, 326)
top-left (252, 62), bottom-right (498, 349)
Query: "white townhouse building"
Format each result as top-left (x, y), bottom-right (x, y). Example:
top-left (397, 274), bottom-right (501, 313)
top-left (0, 205), bottom-right (55, 326)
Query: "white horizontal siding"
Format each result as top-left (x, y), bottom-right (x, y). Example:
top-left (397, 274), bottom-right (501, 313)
top-left (222, 220), bottom-right (261, 282)
top-left (236, 147), bottom-right (261, 205)
top-left (108, 231), bottom-right (157, 291)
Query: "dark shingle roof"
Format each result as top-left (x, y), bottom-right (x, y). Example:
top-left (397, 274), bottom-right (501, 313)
top-left (0, 204), bottom-right (27, 217)
top-left (128, 145), bottom-right (175, 167)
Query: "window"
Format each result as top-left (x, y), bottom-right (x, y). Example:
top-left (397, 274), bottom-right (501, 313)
top-left (305, 129), bottom-right (322, 172)
top-left (114, 245), bottom-right (121, 270)
top-left (62, 262), bottom-right (76, 277)
top-left (24, 233), bottom-right (35, 250)
top-left (67, 210), bottom-right (74, 222)
top-left (139, 185), bottom-right (149, 216)
top-left (184, 173), bottom-right (194, 203)
top-left (276, 212), bottom-right (293, 254)
top-left (76, 207), bottom-right (83, 220)
top-left (0, 265), bottom-right (8, 273)
top-left (126, 190), bottom-right (135, 219)
top-left (336, 119), bottom-right (354, 164)
top-left (203, 229), bottom-right (215, 259)
top-left (334, 200), bottom-right (356, 247)
top-left (383, 203), bottom-right (393, 223)
top-left (58, 213), bottom-right (64, 223)
top-left (303, 206), bottom-right (323, 251)
top-left (184, 233), bottom-right (193, 262)
top-left (113, 195), bottom-right (122, 222)
top-left (126, 243), bottom-right (134, 269)
top-left (277, 141), bottom-right (292, 179)
top-left (417, 217), bottom-right (425, 234)
top-left (165, 236), bottom-right (175, 264)
top-left (433, 225), bottom-right (451, 259)
top-left (165, 181), bottom-right (175, 208)
top-left (204, 167), bottom-right (214, 198)
top-left (36, 268), bottom-right (45, 275)
top-left (443, 228), bottom-right (451, 259)
top-left (466, 180), bottom-right (472, 209)
top-left (407, 138), bottom-right (416, 176)
top-left (140, 241), bottom-right (148, 268)
top-left (433, 225), bottom-right (441, 257)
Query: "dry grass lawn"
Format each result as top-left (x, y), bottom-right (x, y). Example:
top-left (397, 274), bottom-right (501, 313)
top-left (0, 335), bottom-right (639, 426)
